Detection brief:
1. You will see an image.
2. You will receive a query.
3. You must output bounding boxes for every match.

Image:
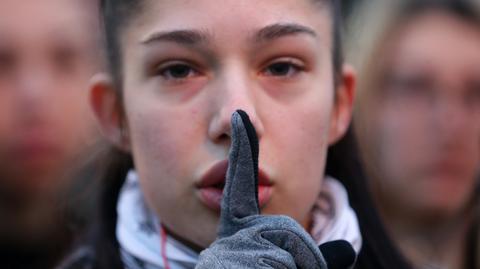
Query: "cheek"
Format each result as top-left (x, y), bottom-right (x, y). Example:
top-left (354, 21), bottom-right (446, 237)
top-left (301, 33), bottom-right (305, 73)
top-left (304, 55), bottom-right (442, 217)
top-left (125, 107), bottom-right (193, 221)
top-left (127, 105), bottom-right (201, 184)
top-left (0, 90), bottom-right (13, 140)
top-left (60, 84), bottom-right (98, 146)
top-left (264, 93), bottom-right (333, 223)
top-left (375, 104), bottom-right (428, 177)
top-left (268, 85), bottom-right (333, 166)
top-left (278, 109), bottom-right (331, 169)
top-left (0, 90), bottom-right (14, 175)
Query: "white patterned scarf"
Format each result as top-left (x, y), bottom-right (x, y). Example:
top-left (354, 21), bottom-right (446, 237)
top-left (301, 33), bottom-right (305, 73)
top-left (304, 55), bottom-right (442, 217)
top-left (117, 170), bottom-right (362, 269)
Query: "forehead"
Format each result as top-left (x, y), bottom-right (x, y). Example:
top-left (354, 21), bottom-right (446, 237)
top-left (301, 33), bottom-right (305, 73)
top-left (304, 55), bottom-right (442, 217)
top-left (125, 0), bottom-right (331, 45)
top-left (387, 11), bottom-right (480, 75)
top-left (0, 0), bottom-right (96, 40)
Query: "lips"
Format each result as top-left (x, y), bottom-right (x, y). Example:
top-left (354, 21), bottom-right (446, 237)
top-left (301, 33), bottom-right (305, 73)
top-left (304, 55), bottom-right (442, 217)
top-left (197, 160), bottom-right (273, 212)
top-left (427, 159), bottom-right (468, 180)
top-left (10, 137), bottom-right (62, 166)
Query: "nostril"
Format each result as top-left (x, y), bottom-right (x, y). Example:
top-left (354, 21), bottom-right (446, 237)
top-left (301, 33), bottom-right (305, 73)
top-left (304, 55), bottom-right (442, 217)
top-left (217, 133), bottom-right (230, 143)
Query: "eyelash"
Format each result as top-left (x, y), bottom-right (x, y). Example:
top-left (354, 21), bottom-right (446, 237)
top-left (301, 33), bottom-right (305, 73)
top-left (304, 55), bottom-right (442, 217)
top-left (153, 58), bottom-right (305, 82)
top-left (262, 58), bottom-right (305, 78)
top-left (155, 61), bottom-right (201, 81)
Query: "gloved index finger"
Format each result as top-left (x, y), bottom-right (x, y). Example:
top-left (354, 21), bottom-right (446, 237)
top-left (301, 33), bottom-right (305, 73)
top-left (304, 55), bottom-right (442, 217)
top-left (218, 110), bottom-right (260, 238)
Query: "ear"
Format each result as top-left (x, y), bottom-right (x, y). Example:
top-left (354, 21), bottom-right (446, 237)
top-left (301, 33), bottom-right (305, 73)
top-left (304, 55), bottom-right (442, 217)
top-left (90, 73), bottom-right (131, 151)
top-left (328, 64), bottom-right (356, 145)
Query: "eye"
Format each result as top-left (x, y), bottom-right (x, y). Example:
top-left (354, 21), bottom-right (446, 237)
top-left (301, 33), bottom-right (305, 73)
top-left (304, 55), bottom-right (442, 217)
top-left (385, 73), bottom-right (434, 98)
top-left (0, 49), bottom-right (16, 74)
top-left (52, 46), bottom-right (77, 74)
top-left (157, 63), bottom-right (199, 81)
top-left (466, 81), bottom-right (480, 104)
top-left (263, 60), bottom-right (303, 77)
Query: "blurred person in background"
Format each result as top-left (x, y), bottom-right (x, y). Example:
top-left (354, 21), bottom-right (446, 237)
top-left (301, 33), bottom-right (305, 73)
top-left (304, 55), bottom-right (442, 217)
top-left (341, 0), bottom-right (363, 20)
top-left (0, 0), bottom-right (103, 268)
top-left (348, 0), bottom-right (480, 268)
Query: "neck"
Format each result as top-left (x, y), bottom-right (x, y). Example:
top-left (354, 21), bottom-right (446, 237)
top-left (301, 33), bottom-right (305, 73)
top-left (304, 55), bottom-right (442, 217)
top-left (0, 185), bottom-right (68, 246)
top-left (0, 193), bottom-right (72, 268)
top-left (162, 224), bottom-right (204, 253)
top-left (378, 202), bottom-right (473, 269)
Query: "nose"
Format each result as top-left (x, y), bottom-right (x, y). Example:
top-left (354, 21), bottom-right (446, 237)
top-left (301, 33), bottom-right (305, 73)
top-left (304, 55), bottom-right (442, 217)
top-left (207, 67), bottom-right (264, 145)
top-left (14, 67), bottom-right (53, 121)
top-left (16, 67), bottom-right (52, 108)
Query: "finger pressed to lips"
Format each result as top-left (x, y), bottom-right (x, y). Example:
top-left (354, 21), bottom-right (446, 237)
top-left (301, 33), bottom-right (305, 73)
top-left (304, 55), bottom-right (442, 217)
top-left (197, 159), bottom-right (273, 212)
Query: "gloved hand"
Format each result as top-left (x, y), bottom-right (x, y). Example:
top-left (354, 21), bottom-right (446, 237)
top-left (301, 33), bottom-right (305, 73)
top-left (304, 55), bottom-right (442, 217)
top-left (196, 110), bottom-right (333, 269)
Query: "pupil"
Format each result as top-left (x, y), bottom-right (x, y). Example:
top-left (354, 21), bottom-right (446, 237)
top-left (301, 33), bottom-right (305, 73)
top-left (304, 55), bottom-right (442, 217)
top-left (270, 63), bottom-right (289, 75)
top-left (171, 65), bottom-right (190, 78)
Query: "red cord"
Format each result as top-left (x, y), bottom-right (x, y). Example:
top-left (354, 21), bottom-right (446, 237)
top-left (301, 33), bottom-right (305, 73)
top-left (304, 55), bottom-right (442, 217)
top-left (160, 225), bottom-right (172, 269)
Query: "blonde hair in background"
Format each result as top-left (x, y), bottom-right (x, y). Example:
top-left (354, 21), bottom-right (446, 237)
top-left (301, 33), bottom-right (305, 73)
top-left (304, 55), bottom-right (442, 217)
top-left (345, 0), bottom-right (407, 184)
top-left (345, 0), bottom-right (480, 185)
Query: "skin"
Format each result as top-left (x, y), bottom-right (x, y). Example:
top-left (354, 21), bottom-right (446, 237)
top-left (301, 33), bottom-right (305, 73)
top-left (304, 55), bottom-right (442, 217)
top-left (365, 11), bottom-right (480, 268)
top-left (92, 0), bottom-right (355, 250)
top-left (0, 0), bottom-right (101, 242)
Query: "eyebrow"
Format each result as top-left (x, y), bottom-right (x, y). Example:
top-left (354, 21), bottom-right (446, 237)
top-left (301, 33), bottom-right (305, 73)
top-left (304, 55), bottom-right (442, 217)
top-left (141, 29), bottom-right (211, 46)
top-left (254, 23), bottom-right (317, 42)
top-left (140, 23), bottom-right (316, 46)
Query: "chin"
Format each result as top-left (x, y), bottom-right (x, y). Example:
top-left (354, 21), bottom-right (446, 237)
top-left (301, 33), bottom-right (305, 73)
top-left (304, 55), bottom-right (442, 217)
top-left (178, 215), bottom-right (219, 250)
top-left (417, 197), bottom-right (470, 220)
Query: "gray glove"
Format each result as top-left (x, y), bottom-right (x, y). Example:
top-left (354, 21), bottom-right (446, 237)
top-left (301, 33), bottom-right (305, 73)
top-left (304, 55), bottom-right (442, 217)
top-left (196, 110), bottom-right (329, 269)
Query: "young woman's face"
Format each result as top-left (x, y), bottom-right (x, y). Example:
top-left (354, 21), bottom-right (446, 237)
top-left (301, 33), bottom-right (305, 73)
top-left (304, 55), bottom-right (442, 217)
top-left (0, 0), bottom-right (100, 195)
top-left (108, 0), bottom-right (352, 248)
top-left (371, 12), bottom-right (480, 219)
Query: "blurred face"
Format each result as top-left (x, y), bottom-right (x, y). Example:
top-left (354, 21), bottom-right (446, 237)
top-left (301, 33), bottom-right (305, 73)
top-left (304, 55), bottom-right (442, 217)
top-left (371, 12), bottom-right (480, 219)
top-left (0, 0), bottom-right (100, 196)
top-left (95, 0), bottom-right (353, 249)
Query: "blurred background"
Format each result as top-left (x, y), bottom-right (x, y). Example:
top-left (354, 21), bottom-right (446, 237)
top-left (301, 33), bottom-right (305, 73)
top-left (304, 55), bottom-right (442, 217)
top-left (347, 0), bottom-right (480, 268)
top-left (0, 0), bottom-right (104, 268)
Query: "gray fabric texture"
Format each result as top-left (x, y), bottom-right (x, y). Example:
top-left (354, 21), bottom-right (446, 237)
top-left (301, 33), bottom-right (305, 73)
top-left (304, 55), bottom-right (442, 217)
top-left (196, 111), bottom-right (328, 269)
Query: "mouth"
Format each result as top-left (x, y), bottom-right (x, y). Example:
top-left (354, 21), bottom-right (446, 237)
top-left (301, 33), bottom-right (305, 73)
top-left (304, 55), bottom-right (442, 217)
top-left (10, 139), bottom-right (62, 165)
top-left (196, 159), bottom-right (273, 212)
top-left (427, 160), bottom-right (468, 180)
